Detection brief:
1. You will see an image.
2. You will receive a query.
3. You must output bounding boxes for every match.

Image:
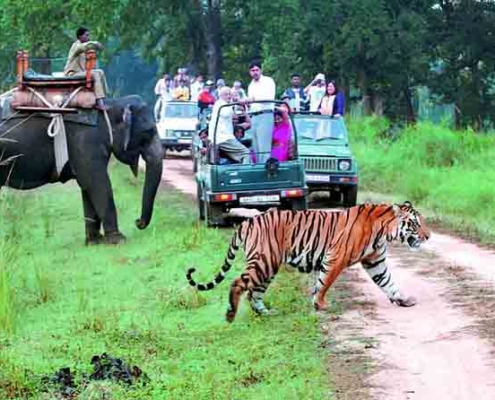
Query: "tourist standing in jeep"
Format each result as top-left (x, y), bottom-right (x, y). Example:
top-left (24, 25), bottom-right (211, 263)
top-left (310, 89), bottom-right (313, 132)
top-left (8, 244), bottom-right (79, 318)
top-left (282, 73), bottom-right (307, 112)
top-left (246, 60), bottom-right (276, 163)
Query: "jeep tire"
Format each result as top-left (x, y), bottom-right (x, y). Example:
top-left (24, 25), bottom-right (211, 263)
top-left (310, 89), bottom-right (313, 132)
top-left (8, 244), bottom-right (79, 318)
top-left (343, 186), bottom-right (358, 208)
top-left (290, 197), bottom-right (308, 211)
top-left (197, 183), bottom-right (205, 220)
top-left (205, 202), bottom-right (225, 227)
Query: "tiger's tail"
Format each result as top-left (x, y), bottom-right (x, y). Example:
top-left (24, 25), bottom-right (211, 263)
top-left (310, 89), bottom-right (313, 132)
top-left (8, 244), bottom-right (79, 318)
top-left (186, 224), bottom-right (244, 291)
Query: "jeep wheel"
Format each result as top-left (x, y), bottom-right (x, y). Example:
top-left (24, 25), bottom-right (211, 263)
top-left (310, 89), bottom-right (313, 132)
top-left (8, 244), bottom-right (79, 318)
top-left (290, 197), bottom-right (308, 211)
top-left (329, 190), bottom-right (342, 204)
top-left (197, 184), bottom-right (205, 220)
top-left (205, 202), bottom-right (225, 227)
top-left (343, 186), bottom-right (358, 208)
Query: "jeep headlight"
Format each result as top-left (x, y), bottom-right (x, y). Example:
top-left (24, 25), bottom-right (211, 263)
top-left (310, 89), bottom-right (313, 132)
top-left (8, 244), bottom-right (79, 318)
top-left (338, 160), bottom-right (351, 171)
top-left (165, 129), bottom-right (175, 137)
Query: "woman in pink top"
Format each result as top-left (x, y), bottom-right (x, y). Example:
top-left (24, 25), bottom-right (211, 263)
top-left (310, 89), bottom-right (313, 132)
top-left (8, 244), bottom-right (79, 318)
top-left (271, 106), bottom-right (292, 162)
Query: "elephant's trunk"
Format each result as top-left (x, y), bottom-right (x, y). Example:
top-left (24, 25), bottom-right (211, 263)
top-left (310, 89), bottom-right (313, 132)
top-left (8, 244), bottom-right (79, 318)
top-left (135, 134), bottom-right (164, 229)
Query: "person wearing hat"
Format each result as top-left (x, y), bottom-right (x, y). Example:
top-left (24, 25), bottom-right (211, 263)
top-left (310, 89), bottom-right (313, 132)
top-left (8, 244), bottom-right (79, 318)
top-left (246, 60), bottom-right (276, 163)
top-left (304, 73), bottom-right (326, 112)
top-left (197, 79), bottom-right (216, 111)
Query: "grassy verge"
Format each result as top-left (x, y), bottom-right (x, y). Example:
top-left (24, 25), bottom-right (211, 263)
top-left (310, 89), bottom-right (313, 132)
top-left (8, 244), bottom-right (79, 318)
top-left (348, 117), bottom-right (495, 244)
top-left (0, 163), bottom-right (331, 399)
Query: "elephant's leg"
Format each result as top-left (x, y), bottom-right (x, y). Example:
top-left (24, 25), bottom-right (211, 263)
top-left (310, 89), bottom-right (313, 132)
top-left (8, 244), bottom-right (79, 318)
top-left (81, 189), bottom-right (103, 245)
top-left (77, 170), bottom-right (126, 245)
top-left (66, 122), bottom-right (125, 244)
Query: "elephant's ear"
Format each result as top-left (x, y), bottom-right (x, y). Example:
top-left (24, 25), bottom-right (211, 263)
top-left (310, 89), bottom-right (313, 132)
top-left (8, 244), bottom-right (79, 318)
top-left (122, 104), bottom-right (133, 151)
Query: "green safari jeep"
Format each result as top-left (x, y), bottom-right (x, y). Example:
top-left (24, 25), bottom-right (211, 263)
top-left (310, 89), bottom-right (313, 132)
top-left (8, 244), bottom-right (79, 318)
top-left (195, 100), bottom-right (308, 227)
top-left (294, 113), bottom-right (358, 207)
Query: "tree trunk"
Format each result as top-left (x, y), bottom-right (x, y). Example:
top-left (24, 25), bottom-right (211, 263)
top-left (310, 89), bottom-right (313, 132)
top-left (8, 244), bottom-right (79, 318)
top-left (370, 91), bottom-right (384, 117)
top-left (186, 0), bottom-right (204, 76)
top-left (204, 0), bottom-right (223, 79)
top-left (358, 65), bottom-right (371, 116)
top-left (404, 86), bottom-right (417, 125)
top-left (454, 102), bottom-right (462, 130)
top-left (339, 67), bottom-right (350, 115)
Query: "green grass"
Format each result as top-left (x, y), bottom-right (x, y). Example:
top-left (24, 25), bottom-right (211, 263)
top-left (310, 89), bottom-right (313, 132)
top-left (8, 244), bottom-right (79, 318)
top-left (0, 163), bottom-right (332, 399)
top-left (348, 116), bottom-right (495, 243)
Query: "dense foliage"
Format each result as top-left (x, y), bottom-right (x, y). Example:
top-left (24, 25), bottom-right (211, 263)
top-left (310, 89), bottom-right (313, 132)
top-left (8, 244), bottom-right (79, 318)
top-left (1, 0), bottom-right (495, 127)
top-left (348, 116), bottom-right (495, 242)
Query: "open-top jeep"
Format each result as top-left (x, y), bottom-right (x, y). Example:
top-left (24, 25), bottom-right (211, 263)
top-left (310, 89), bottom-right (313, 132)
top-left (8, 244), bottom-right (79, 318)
top-left (195, 100), bottom-right (308, 226)
top-left (294, 113), bottom-right (358, 207)
top-left (156, 100), bottom-right (198, 155)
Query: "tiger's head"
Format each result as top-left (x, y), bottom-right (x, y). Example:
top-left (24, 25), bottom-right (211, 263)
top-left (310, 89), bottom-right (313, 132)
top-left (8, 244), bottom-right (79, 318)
top-left (393, 201), bottom-right (430, 250)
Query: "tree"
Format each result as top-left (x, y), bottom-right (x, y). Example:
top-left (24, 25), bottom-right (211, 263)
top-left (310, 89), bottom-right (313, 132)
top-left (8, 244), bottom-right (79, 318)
top-left (427, 0), bottom-right (495, 129)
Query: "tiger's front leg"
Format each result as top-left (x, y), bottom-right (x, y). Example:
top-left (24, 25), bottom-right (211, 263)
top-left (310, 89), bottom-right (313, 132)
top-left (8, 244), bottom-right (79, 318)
top-left (361, 254), bottom-right (416, 307)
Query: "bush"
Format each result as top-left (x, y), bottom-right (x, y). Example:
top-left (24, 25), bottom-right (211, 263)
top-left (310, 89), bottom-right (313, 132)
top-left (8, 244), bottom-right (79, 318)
top-left (349, 116), bottom-right (495, 242)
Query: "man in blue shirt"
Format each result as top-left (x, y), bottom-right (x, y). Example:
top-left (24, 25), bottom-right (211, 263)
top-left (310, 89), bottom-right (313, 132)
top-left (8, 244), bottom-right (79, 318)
top-left (282, 73), bottom-right (307, 112)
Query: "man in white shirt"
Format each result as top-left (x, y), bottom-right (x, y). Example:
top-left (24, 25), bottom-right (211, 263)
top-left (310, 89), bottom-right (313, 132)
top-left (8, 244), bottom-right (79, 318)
top-left (190, 75), bottom-right (204, 102)
top-left (304, 73), bottom-right (326, 112)
top-left (209, 87), bottom-right (251, 164)
top-left (154, 73), bottom-right (173, 120)
top-left (246, 61), bottom-right (276, 163)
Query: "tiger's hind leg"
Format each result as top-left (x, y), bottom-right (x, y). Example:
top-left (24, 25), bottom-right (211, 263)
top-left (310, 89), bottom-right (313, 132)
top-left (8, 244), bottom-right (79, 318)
top-left (248, 277), bottom-right (277, 316)
top-left (226, 263), bottom-right (278, 322)
top-left (362, 251), bottom-right (416, 307)
top-left (226, 276), bottom-right (248, 323)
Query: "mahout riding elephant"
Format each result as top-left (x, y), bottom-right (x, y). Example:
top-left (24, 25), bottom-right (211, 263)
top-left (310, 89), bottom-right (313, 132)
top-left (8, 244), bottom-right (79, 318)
top-left (0, 95), bottom-right (164, 244)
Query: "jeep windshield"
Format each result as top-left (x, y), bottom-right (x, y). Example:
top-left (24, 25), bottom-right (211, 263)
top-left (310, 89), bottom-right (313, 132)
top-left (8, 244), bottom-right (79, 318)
top-left (163, 102), bottom-right (198, 118)
top-left (294, 115), bottom-right (347, 143)
top-left (211, 100), bottom-right (298, 164)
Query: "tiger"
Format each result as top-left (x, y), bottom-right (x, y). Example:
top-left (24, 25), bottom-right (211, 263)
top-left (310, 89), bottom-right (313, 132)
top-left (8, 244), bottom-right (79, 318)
top-left (186, 201), bottom-right (430, 323)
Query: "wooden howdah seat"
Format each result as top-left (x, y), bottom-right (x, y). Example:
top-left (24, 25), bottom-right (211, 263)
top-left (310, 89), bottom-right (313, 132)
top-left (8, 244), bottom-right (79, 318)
top-left (11, 50), bottom-right (98, 113)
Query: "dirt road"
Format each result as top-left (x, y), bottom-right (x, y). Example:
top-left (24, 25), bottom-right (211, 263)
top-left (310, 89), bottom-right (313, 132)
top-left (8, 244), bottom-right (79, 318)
top-left (158, 154), bottom-right (495, 400)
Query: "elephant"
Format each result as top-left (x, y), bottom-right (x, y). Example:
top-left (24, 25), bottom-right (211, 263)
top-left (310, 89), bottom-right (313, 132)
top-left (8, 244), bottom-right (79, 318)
top-left (0, 95), bottom-right (164, 244)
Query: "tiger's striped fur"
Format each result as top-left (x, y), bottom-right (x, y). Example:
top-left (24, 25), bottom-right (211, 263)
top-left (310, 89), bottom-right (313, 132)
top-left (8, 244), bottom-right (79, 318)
top-left (186, 202), bottom-right (430, 322)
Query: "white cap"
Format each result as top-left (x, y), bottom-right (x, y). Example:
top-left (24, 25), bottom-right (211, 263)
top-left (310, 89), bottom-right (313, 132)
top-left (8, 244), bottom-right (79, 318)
top-left (316, 73), bottom-right (325, 81)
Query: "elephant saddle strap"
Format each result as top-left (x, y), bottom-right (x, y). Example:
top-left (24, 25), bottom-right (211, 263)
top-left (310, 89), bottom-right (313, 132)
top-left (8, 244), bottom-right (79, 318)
top-left (27, 87), bottom-right (83, 176)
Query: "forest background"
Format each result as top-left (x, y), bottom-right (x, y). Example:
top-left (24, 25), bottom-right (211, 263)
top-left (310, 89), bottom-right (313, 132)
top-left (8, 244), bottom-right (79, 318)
top-left (1, 0), bottom-right (495, 129)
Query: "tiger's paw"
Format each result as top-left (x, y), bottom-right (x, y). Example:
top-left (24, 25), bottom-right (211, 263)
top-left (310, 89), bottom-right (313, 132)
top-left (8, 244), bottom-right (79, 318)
top-left (393, 296), bottom-right (417, 307)
top-left (313, 300), bottom-right (329, 311)
top-left (226, 306), bottom-right (237, 323)
top-left (255, 308), bottom-right (278, 316)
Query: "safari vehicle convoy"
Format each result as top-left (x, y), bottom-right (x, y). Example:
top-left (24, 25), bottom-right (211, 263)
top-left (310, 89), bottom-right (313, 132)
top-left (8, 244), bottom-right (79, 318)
top-left (293, 113), bottom-right (358, 207)
top-left (156, 100), bottom-right (198, 155)
top-left (195, 100), bottom-right (308, 227)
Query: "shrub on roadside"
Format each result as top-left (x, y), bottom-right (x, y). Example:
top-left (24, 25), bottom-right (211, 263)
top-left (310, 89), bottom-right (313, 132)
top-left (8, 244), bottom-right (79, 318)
top-left (348, 116), bottom-right (495, 242)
